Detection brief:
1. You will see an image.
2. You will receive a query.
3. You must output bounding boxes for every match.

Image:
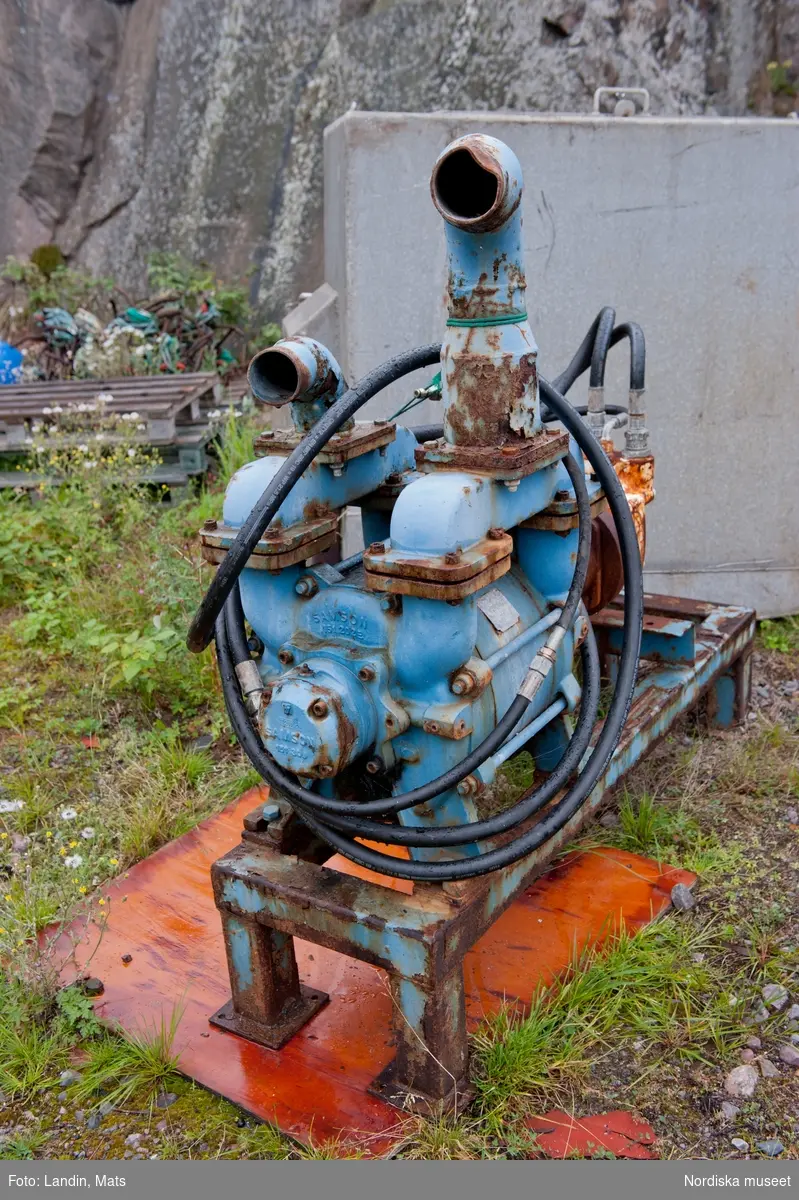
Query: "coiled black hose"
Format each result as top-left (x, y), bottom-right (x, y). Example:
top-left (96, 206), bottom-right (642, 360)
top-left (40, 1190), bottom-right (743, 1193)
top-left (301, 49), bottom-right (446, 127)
top-left (199, 328), bottom-right (644, 880)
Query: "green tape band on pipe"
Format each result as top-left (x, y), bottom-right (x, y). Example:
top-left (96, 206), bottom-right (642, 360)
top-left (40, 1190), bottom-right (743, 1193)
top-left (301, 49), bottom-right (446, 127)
top-left (446, 311), bottom-right (528, 328)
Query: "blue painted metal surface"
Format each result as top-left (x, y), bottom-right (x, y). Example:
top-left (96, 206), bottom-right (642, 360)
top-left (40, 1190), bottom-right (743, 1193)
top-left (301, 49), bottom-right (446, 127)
top-left (207, 129), bottom-right (757, 1111)
top-left (431, 135), bottom-right (541, 445)
top-left (248, 335), bottom-right (350, 434)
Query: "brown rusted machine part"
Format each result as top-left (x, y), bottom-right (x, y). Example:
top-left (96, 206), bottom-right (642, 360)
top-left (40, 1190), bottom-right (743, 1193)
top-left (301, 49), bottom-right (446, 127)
top-left (417, 426), bottom-right (569, 480)
top-left (254, 420), bottom-right (396, 465)
top-left (441, 342), bottom-right (539, 448)
top-left (601, 444), bottom-right (655, 565)
top-left (364, 531), bottom-right (513, 601)
top-left (582, 510), bottom-right (626, 615)
top-left (200, 515), bottom-right (340, 572)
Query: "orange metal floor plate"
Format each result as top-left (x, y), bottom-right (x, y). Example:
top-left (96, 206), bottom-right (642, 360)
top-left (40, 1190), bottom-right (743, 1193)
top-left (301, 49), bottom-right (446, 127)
top-left (52, 788), bottom-right (694, 1153)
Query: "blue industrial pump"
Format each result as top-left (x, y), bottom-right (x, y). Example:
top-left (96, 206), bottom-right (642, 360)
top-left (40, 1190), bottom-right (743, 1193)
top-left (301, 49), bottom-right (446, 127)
top-left (187, 133), bottom-right (668, 1107)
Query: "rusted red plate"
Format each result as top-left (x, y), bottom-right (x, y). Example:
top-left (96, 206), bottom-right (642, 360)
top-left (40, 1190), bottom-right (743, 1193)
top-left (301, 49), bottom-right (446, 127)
top-left (526, 1109), bottom-right (658, 1159)
top-left (50, 788), bottom-right (694, 1154)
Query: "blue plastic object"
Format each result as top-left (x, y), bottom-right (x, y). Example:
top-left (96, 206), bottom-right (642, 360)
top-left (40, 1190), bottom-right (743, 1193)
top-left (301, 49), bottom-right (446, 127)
top-left (0, 342), bottom-right (23, 384)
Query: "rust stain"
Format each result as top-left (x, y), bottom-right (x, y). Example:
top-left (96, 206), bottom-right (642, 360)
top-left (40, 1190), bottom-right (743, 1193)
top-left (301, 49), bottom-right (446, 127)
top-left (47, 788), bottom-right (692, 1153)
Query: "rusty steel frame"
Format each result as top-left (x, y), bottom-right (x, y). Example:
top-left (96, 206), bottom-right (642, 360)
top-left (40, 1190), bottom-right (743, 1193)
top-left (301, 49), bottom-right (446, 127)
top-left (210, 593), bottom-right (754, 1113)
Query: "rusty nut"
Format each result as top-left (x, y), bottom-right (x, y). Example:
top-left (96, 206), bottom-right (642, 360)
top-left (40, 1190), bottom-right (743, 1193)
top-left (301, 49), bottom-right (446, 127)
top-left (456, 774), bottom-right (482, 798)
top-left (451, 671), bottom-right (475, 697)
top-left (277, 648), bottom-right (295, 666)
top-left (309, 698), bottom-right (329, 719)
top-left (369, 541), bottom-right (386, 555)
top-left (295, 575), bottom-right (318, 598)
top-left (357, 665), bottom-right (376, 682)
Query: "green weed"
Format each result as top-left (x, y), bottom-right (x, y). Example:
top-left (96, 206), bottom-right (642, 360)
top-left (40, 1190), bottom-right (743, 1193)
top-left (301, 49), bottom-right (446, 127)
top-left (74, 1005), bottom-right (184, 1111)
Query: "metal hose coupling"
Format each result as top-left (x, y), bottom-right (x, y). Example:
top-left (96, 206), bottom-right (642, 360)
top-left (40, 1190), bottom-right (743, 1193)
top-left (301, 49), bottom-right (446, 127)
top-left (518, 624), bottom-right (567, 702)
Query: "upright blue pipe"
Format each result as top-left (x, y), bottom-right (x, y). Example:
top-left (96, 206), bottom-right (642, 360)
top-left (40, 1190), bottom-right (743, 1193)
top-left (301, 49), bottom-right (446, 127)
top-left (430, 135), bottom-right (541, 446)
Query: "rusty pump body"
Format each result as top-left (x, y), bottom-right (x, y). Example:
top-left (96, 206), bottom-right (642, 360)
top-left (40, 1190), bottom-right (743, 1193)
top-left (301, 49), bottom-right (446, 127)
top-left (188, 135), bottom-right (754, 1111)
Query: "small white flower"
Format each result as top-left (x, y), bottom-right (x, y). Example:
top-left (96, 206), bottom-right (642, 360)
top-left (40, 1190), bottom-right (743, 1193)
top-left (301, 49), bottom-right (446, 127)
top-left (208, 409), bottom-right (221, 420)
top-left (80, 827), bottom-right (95, 840)
top-left (35, 446), bottom-right (46, 455)
top-left (24, 437), bottom-right (33, 446)
top-left (52, 406), bottom-right (63, 414)
top-left (95, 432), bottom-right (104, 442)
top-left (0, 799), bottom-right (24, 813)
top-left (96, 392), bottom-right (113, 405)
top-left (127, 448), bottom-right (136, 458)
top-left (60, 807), bottom-right (77, 821)
top-left (64, 854), bottom-right (83, 869)
top-left (77, 444), bottom-right (89, 453)
top-left (136, 423), bottom-right (146, 431)
top-left (31, 422), bottom-right (42, 433)
top-left (83, 459), bottom-right (97, 469)
top-left (42, 406), bottom-right (53, 415)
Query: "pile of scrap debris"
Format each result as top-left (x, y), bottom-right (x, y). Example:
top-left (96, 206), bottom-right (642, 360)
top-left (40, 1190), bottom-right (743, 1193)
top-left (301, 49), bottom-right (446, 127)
top-left (0, 249), bottom-right (278, 492)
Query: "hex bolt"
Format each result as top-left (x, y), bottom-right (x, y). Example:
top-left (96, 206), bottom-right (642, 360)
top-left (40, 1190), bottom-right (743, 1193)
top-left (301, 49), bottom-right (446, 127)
top-left (203, 518), bottom-right (218, 531)
top-left (309, 698), bottom-right (329, 719)
top-left (504, 479), bottom-right (520, 492)
top-left (369, 541), bottom-right (386, 555)
top-left (277, 648), bottom-right (295, 666)
top-left (262, 803), bottom-right (281, 823)
top-left (295, 576), bottom-right (318, 598)
top-left (331, 466), bottom-right (345, 478)
top-left (261, 430), bottom-right (275, 439)
top-left (451, 671), bottom-right (474, 696)
top-left (457, 774), bottom-right (482, 798)
top-left (554, 488), bottom-right (571, 500)
top-left (247, 634), bottom-right (264, 655)
top-left (501, 445), bottom-right (517, 457)
top-left (444, 550), bottom-right (461, 565)
top-left (380, 595), bottom-right (400, 614)
top-left (487, 527), bottom-right (505, 540)
top-left (365, 756), bottom-right (384, 776)
top-left (358, 665), bottom-right (376, 682)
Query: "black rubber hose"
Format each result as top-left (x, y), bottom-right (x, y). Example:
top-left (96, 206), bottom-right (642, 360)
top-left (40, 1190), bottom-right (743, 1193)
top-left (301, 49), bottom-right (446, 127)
top-left (589, 307), bottom-right (616, 388)
top-left (217, 456), bottom-right (597, 848)
top-left (298, 628), bottom-right (601, 848)
top-left (408, 423), bottom-right (444, 443)
top-left (551, 307), bottom-right (613, 395)
top-left (216, 452), bottom-right (589, 820)
top-left (281, 377), bottom-right (643, 880)
top-left (188, 343), bottom-right (442, 653)
top-left (221, 585), bottom-right (528, 819)
top-left (214, 377), bottom-right (642, 879)
top-left (549, 314), bottom-right (645, 402)
top-left (611, 321), bottom-right (646, 391)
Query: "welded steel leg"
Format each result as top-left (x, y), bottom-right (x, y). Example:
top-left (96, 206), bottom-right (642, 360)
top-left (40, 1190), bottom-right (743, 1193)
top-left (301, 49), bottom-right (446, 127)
top-left (708, 650), bottom-right (752, 728)
top-left (210, 913), bottom-right (328, 1049)
top-left (369, 967), bottom-right (472, 1113)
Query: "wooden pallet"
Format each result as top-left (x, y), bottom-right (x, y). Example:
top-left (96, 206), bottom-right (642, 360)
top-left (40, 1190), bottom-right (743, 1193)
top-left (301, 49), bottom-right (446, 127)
top-left (0, 462), bottom-right (196, 495)
top-left (0, 373), bottom-right (219, 451)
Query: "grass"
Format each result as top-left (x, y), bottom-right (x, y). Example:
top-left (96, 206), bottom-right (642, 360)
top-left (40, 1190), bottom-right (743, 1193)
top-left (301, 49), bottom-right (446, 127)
top-left (0, 420), bottom-right (797, 1159)
top-left (73, 1005), bottom-right (185, 1112)
top-left (471, 917), bottom-right (744, 1126)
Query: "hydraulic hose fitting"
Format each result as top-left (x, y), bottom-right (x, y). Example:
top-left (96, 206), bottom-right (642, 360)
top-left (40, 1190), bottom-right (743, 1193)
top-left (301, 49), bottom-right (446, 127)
top-left (624, 387), bottom-right (649, 458)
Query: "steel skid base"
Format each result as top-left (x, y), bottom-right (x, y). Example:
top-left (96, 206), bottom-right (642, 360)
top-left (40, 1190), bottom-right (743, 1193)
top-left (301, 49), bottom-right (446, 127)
top-left (210, 593), bottom-right (755, 1112)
